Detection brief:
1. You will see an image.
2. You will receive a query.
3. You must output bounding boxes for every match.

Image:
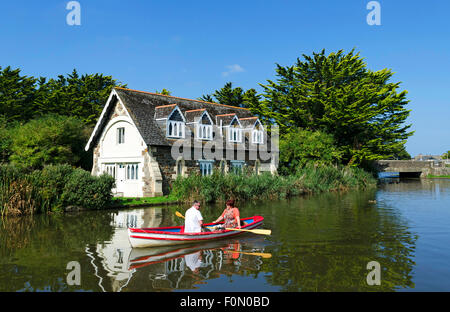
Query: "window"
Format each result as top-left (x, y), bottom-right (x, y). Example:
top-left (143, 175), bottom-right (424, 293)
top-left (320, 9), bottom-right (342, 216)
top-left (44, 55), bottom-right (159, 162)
top-left (197, 124), bottom-right (212, 140)
top-left (126, 164), bottom-right (139, 180)
top-left (199, 160), bottom-right (213, 176)
top-left (167, 107), bottom-right (185, 138)
top-left (117, 127), bottom-right (125, 144)
top-left (228, 127), bottom-right (242, 143)
top-left (104, 164), bottom-right (116, 178)
top-left (252, 129), bottom-right (264, 144)
top-left (167, 120), bottom-right (185, 138)
top-left (230, 161), bottom-right (245, 174)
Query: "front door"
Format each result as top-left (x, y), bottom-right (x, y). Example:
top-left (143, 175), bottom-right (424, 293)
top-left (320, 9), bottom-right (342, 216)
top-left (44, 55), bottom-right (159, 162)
top-left (116, 164), bottom-right (126, 196)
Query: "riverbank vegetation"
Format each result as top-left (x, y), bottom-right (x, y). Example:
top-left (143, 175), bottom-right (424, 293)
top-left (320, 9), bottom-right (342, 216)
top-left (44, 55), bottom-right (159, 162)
top-left (172, 165), bottom-right (376, 204)
top-left (0, 164), bottom-right (115, 216)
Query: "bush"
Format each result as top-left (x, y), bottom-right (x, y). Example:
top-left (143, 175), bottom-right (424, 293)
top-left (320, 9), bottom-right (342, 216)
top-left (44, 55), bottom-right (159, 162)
top-left (61, 170), bottom-right (115, 210)
top-left (1, 164), bottom-right (115, 216)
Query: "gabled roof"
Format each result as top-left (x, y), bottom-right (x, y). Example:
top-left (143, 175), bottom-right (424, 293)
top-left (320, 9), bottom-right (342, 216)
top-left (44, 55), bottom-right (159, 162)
top-left (240, 117), bottom-right (262, 129)
top-left (85, 87), bottom-right (255, 150)
top-left (154, 104), bottom-right (177, 119)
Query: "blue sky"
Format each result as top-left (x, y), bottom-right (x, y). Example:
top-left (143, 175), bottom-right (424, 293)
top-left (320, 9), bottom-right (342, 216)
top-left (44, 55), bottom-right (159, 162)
top-left (1, 0), bottom-right (449, 156)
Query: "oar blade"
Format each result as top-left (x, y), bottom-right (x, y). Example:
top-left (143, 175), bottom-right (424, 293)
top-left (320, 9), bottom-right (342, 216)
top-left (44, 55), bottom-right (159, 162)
top-left (175, 211), bottom-right (185, 219)
top-left (225, 228), bottom-right (271, 235)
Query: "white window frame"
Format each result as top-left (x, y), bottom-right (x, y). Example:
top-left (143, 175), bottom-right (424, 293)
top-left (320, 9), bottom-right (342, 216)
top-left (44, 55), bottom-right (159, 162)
top-left (104, 164), bottom-right (116, 178)
top-left (199, 160), bottom-right (214, 176)
top-left (167, 120), bottom-right (185, 138)
top-left (252, 129), bottom-right (264, 144)
top-left (197, 124), bottom-right (213, 140)
top-left (228, 116), bottom-right (242, 143)
top-left (126, 163), bottom-right (139, 180)
top-left (117, 127), bottom-right (125, 144)
top-left (166, 106), bottom-right (186, 139)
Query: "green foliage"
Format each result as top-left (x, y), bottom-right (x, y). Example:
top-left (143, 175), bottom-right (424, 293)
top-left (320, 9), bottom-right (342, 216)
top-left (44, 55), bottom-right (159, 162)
top-left (8, 115), bottom-right (90, 170)
top-left (0, 66), bottom-right (38, 122)
top-left (0, 66), bottom-right (125, 125)
top-left (442, 151), bottom-right (450, 159)
top-left (172, 166), bottom-right (376, 204)
top-left (155, 88), bottom-right (171, 96)
top-left (0, 115), bottom-right (15, 163)
top-left (34, 69), bottom-right (125, 125)
top-left (201, 82), bottom-right (260, 108)
top-left (0, 164), bottom-right (115, 216)
top-left (279, 128), bottom-right (343, 175)
top-left (60, 170), bottom-right (115, 211)
top-left (247, 49), bottom-right (413, 167)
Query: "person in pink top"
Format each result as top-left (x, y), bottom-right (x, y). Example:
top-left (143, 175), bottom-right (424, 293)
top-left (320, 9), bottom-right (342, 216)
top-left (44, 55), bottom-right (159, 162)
top-left (212, 199), bottom-right (241, 230)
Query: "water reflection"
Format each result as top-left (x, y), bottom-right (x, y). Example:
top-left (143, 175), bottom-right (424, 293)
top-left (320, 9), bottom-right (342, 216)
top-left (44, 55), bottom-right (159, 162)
top-left (2, 179), bottom-right (450, 291)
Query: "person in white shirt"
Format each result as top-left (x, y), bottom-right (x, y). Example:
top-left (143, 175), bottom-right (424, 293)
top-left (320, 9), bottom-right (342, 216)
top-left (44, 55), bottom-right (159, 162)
top-left (184, 200), bottom-right (203, 233)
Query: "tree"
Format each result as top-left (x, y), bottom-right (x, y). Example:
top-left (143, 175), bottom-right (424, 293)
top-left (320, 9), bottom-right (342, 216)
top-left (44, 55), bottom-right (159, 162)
top-left (155, 88), bottom-right (171, 95)
top-left (9, 115), bottom-right (90, 170)
top-left (443, 151), bottom-right (450, 159)
top-left (198, 94), bottom-right (216, 103)
top-left (35, 69), bottom-right (125, 125)
top-left (201, 82), bottom-right (261, 108)
top-left (251, 49), bottom-right (413, 167)
top-left (0, 66), bottom-right (38, 122)
top-left (278, 128), bottom-right (343, 175)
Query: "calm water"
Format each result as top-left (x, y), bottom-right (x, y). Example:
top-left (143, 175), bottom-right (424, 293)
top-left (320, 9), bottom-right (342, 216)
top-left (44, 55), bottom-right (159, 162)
top-left (1, 178), bottom-right (449, 292)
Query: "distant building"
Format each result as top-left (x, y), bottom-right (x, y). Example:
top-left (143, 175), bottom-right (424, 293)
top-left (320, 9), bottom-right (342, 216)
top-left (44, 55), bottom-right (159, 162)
top-left (414, 154), bottom-right (442, 161)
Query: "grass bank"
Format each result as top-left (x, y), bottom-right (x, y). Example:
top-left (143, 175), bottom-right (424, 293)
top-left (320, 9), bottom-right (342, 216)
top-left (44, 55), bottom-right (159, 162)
top-left (426, 175), bottom-right (450, 178)
top-left (109, 194), bottom-right (179, 208)
top-left (171, 165), bottom-right (376, 204)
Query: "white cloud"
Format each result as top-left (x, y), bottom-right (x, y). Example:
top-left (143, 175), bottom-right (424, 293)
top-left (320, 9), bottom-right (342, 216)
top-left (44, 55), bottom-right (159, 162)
top-left (222, 64), bottom-right (245, 77)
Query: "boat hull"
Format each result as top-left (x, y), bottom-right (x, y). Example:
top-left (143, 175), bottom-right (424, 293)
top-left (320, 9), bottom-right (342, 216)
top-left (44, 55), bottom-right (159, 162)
top-left (128, 216), bottom-right (264, 248)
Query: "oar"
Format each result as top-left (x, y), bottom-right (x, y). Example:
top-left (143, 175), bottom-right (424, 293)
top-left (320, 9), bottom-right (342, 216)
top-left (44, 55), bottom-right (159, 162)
top-left (175, 211), bottom-right (185, 219)
top-left (224, 250), bottom-right (272, 259)
top-left (225, 228), bottom-right (271, 235)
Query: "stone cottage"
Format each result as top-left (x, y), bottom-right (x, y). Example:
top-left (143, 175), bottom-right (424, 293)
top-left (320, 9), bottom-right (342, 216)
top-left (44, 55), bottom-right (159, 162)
top-left (85, 87), bottom-right (277, 197)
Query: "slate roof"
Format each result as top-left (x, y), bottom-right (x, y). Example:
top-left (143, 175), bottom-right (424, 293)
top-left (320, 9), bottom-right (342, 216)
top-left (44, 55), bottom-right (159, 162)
top-left (86, 87), bottom-right (257, 149)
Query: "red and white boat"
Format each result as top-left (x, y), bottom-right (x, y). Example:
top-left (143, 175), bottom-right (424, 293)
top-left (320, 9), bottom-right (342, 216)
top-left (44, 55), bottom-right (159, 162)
top-left (127, 215), bottom-right (264, 248)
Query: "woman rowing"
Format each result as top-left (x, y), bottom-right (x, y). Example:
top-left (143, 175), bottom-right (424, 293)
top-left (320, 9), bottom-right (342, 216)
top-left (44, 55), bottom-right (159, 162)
top-left (212, 199), bottom-right (241, 230)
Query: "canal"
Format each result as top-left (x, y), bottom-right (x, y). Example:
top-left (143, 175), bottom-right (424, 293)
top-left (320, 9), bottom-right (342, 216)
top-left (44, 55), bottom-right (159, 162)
top-left (1, 178), bottom-right (449, 291)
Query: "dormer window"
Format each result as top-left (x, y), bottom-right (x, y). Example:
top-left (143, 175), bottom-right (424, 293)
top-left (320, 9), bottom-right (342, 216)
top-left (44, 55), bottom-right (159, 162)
top-left (196, 111), bottom-right (213, 140)
top-left (252, 129), bottom-right (264, 144)
top-left (228, 116), bottom-right (242, 143)
top-left (252, 120), bottom-right (264, 144)
top-left (166, 106), bottom-right (185, 138)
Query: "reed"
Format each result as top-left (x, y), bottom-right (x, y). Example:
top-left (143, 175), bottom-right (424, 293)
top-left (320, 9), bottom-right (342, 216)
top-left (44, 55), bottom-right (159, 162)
top-left (171, 165), bottom-right (376, 204)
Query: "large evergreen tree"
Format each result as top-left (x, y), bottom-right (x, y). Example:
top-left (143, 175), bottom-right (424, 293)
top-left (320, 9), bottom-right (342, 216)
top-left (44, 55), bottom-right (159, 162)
top-left (248, 49), bottom-right (413, 166)
top-left (35, 69), bottom-right (125, 125)
top-left (0, 66), bottom-right (38, 122)
top-left (200, 82), bottom-right (261, 108)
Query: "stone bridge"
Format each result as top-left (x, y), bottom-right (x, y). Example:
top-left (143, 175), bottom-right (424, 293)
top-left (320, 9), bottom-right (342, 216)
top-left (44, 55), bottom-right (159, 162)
top-left (375, 160), bottom-right (450, 178)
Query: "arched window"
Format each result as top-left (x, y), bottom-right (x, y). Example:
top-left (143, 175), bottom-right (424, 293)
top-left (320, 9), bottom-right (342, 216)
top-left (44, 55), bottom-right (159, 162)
top-left (167, 107), bottom-right (185, 138)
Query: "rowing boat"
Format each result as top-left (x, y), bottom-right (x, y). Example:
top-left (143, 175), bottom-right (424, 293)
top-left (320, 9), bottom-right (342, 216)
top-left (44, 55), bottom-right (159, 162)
top-left (127, 215), bottom-right (264, 248)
